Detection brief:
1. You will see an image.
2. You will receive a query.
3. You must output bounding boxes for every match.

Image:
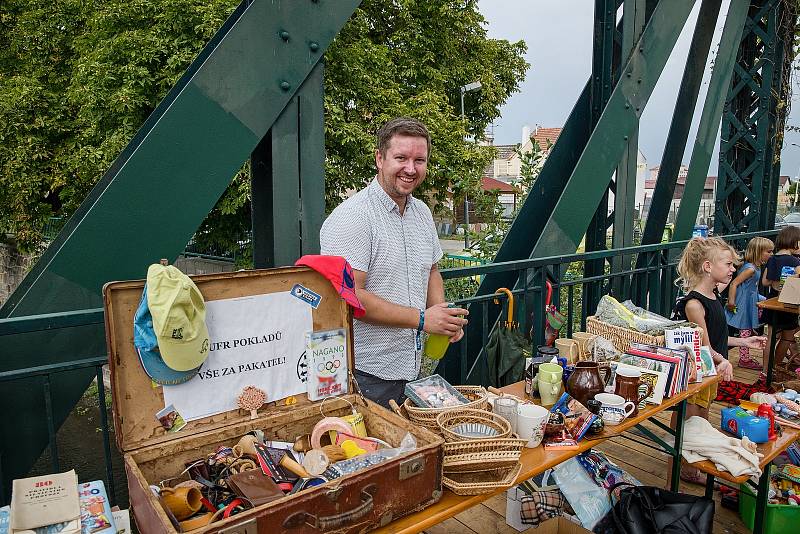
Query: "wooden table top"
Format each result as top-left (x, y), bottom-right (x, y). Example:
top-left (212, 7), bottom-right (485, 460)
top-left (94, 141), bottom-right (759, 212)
top-left (757, 296), bottom-right (800, 314)
top-left (374, 376), bottom-right (721, 534)
top-left (688, 420), bottom-right (800, 485)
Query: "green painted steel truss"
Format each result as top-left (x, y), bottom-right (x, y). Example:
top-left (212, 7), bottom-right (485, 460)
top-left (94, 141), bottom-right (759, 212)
top-left (715, 0), bottom-right (796, 233)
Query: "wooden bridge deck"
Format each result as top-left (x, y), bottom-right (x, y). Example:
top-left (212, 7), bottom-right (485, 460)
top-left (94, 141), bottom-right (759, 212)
top-left (426, 347), bottom-right (767, 534)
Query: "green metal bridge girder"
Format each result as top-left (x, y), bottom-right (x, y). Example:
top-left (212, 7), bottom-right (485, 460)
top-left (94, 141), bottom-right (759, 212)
top-left (0, 0), bottom-right (360, 495)
top-left (530, 0), bottom-right (696, 260)
top-left (715, 0), bottom-right (794, 234)
top-left (673, 0), bottom-right (750, 240)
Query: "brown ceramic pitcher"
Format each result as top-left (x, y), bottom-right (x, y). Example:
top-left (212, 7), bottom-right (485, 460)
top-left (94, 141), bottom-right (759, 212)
top-left (565, 361), bottom-right (606, 407)
top-left (613, 367), bottom-right (653, 415)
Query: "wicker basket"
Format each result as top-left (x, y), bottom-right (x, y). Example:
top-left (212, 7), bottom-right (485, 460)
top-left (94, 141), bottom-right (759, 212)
top-left (442, 463), bottom-right (522, 496)
top-left (436, 408), bottom-right (512, 443)
top-left (586, 316), bottom-right (665, 353)
top-left (442, 438), bottom-right (526, 473)
top-left (400, 385), bottom-right (488, 433)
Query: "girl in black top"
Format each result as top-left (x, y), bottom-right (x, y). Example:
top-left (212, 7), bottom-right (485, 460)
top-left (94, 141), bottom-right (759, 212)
top-left (669, 237), bottom-right (767, 484)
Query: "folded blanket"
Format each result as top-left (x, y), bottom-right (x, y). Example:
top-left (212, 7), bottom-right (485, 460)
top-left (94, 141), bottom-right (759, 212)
top-left (681, 416), bottom-right (763, 478)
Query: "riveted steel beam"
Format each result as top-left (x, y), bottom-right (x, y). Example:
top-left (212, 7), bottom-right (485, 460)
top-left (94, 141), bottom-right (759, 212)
top-left (640, 0), bottom-right (721, 245)
top-left (252, 61), bottom-right (325, 268)
top-left (529, 0), bottom-right (696, 261)
top-left (673, 0), bottom-right (749, 239)
top-left (714, 0), bottom-right (788, 234)
top-left (0, 0), bottom-right (359, 500)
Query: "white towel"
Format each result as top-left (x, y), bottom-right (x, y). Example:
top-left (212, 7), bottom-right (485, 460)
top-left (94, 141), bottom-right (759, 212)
top-left (681, 416), bottom-right (763, 478)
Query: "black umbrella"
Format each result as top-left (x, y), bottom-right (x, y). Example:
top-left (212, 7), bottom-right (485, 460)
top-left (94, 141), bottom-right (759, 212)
top-left (485, 288), bottom-right (530, 388)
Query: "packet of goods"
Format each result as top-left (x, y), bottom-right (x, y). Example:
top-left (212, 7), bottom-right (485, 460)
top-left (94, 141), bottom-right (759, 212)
top-left (306, 328), bottom-right (349, 401)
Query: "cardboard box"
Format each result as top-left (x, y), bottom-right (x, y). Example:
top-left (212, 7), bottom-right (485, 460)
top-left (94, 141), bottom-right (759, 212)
top-left (103, 267), bottom-right (444, 533)
top-left (779, 277), bottom-right (800, 307)
top-left (535, 517), bottom-right (593, 533)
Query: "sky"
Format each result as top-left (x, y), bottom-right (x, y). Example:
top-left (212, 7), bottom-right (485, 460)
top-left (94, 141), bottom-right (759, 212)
top-left (478, 0), bottom-right (800, 179)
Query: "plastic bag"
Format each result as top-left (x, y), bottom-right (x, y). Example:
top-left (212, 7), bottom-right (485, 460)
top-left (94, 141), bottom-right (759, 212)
top-left (552, 457), bottom-right (611, 529)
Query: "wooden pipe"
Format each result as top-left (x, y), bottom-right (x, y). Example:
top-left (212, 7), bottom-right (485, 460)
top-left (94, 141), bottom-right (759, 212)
top-left (278, 454), bottom-right (311, 478)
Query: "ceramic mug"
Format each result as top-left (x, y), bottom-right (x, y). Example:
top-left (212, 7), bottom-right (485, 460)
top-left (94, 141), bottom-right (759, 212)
top-left (594, 392), bottom-right (635, 426)
top-left (555, 338), bottom-right (580, 365)
top-left (538, 376), bottom-right (562, 406)
top-left (516, 403), bottom-right (550, 448)
top-left (537, 362), bottom-right (563, 384)
top-left (160, 486), bottom-right (202, 521)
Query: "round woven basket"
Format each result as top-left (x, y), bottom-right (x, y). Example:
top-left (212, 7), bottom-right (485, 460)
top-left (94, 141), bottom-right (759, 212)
top-left (401, 385), bottom-right (488, 433)
top-left (436, 408), bottom-right (512, 443)
top-left (442, 437), bottom-right (526, 473)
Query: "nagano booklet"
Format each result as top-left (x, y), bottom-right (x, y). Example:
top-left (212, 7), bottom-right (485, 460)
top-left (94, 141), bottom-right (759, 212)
top-left (306, 328), bottom-right (349, 401)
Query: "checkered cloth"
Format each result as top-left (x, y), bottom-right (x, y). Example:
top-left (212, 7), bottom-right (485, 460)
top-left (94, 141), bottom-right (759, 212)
top-left (520, 490), bottom-right (567, 526)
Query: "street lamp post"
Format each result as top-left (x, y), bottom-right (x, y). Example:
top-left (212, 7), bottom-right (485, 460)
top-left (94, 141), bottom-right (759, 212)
top-left (460, 81), bottom-right (482, 249)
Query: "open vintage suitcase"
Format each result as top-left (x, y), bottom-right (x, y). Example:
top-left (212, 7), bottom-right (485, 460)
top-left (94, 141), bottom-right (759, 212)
top-left (103, 267), bottom-right (444, 533)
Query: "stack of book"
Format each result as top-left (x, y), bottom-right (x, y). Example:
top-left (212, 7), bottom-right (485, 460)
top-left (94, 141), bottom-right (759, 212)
top-left (617, 342), bottom-right (696, 404)
top-left (6, 472), bottom-right (116, 534)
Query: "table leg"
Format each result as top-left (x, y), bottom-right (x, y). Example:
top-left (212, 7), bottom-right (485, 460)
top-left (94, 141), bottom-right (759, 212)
top-left (670, 400), bottom-right (687, 492)
top-left (753, 463), bottom-right (771, 534)
top-left (766, 325), bottom-right (777, 386)
top-left (704, 473), bottom-right (714, 499)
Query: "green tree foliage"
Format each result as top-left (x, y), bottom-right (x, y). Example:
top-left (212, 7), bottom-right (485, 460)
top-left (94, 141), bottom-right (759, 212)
top-left (0, 0), bottom-right (528, 255)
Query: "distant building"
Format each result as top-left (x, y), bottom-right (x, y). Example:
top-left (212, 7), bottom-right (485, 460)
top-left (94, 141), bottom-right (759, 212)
top-left (641, 167), bottom-right (790, 225)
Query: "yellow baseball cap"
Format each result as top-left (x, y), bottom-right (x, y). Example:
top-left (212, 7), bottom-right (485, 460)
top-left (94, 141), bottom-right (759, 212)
top-left (146, 264), bottom-right (210, 371)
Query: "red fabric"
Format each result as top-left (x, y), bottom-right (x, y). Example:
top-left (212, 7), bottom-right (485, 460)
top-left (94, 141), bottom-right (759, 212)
top-left (295, 255), bottom-right (366, 318)
top-left (715, 373), bottom-right (774, 404)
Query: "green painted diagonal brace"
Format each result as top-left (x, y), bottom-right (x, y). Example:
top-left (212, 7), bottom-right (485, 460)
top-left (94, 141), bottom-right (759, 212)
top-left (1, 0), bottom-right (359, 321)
top-left (530, 0), bottom-right (696, 261)
top-left (0, 0), bottom-right (360, 500)
top-left (673, 0), bottom-right (749, 240)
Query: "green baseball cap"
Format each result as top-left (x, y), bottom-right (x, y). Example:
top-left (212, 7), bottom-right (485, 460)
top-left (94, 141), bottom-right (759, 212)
top-left (146, 264), bottom-right (210, 371)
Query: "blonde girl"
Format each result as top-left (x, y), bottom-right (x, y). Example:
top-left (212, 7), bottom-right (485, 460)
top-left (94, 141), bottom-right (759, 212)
top-left (670, 237), bottom-right (767, 484)
top-left (725, 237), bottom-right (773, 369)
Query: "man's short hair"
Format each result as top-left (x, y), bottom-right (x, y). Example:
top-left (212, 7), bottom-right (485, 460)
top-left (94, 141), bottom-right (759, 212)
top-left (376, 117), bottom-right (431, 156)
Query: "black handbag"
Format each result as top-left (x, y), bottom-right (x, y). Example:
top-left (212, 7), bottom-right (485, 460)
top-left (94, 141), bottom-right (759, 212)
top-left (607, 482), bottom-right (715, 534)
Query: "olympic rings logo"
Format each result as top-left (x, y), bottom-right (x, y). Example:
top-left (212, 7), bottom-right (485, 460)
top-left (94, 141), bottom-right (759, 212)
top-left (317, 359), bottom-right (341, 372)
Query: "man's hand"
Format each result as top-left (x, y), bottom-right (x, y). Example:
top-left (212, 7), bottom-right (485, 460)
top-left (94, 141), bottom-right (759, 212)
top-left (716, 358), bottom-right (733, 381)
top-left (423, 302), bottom-right (468, 336)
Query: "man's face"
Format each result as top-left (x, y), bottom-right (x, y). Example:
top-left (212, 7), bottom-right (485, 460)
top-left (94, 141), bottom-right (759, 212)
top-left (375, 134), bottom-right (428, 202)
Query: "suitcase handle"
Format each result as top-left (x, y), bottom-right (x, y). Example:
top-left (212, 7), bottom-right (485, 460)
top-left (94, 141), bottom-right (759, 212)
top-left (282, 484), bottom-right (378, 530)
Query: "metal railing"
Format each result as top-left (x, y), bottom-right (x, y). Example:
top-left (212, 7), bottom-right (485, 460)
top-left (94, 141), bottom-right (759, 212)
top-left (0, 229), bottom-right (777, 503)
top-left (0, 309), bottom-right (112, 506)
top-left (435, 230), bottom-right (778, 384)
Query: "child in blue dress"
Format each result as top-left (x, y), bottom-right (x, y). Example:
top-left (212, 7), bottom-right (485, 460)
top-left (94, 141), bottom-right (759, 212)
top-left (725, 237), bottom-right (773, 369)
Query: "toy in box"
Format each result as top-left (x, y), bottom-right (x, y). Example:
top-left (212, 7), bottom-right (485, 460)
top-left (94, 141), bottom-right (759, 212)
top-left (404, 375), bottom-right (469, 409)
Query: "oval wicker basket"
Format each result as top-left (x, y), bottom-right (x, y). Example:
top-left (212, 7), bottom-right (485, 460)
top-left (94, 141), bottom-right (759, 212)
top-left (436, 408), bottom-right (512, 443)
top-left (401, 385), bottom-right (488, 433)
top-left (442, 437), bottom-right (526, 473)
top-left (442, 463), bottom-right (522, 496)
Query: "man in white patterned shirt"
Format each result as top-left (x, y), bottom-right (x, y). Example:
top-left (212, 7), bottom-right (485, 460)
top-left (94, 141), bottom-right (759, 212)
top-left (320, 117), bottom-right (469, 408)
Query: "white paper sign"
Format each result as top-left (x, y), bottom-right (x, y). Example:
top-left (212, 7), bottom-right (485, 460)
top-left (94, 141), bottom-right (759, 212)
top-left (163, 292), bottom-right (313, 421)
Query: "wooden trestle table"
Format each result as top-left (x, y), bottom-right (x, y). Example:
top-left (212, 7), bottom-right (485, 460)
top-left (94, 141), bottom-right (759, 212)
top-left (374, 375), bottom-right (721, 534)
top-left (757, 296), bottom-right (800, 386)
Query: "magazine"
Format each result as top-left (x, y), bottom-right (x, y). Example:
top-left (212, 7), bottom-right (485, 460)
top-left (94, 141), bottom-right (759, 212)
top-left (698, 346), bottom-right (717, 378)
top-left (305, 328), bottom-right (349, 401)
top-left (77, 481), bottom-right (115, 534)
top-left (11, 470), bottom-right (80, 532)
top-left (620, 354), bottom-right (676, 397)
top-left (549, 392), bottom-right (597, 441)
top-left (664, 327), bottom-right (703, 383)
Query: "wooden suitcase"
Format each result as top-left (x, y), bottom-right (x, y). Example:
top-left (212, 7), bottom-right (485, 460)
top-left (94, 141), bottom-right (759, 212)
top-left (103, 267), bottom-right (444, 533)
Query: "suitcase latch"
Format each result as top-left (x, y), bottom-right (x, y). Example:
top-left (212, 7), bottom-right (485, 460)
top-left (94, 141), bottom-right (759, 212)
top-left (398, 455), bottom-right (425, 480)
top-left (218, 518), bottom-right (257, 534)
